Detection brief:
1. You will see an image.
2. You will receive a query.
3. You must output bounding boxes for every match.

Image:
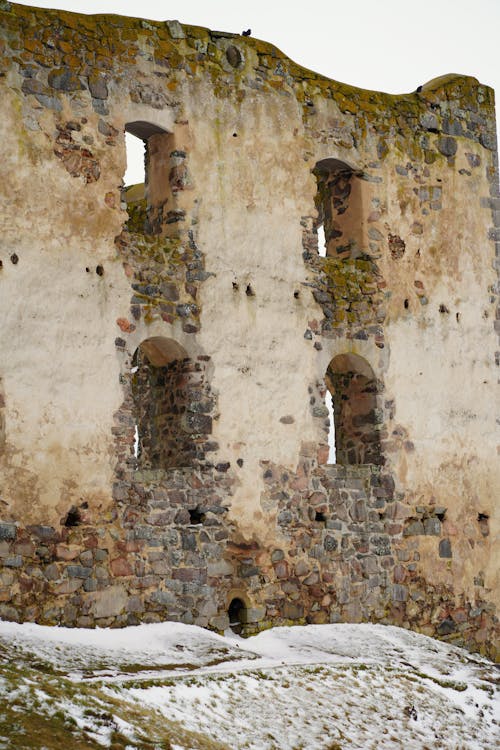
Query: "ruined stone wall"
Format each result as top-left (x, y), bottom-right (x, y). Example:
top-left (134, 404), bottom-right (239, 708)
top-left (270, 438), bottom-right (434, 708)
top-left (0, 2), bottom-right (498, 659)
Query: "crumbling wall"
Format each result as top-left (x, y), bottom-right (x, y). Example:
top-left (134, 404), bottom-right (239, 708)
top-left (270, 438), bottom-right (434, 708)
top-left (0, 2), bottom-right (498, 659)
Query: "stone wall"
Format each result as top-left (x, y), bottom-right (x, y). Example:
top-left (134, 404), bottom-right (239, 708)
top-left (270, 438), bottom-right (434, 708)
top-left (0, 2), bottom-right (498, 660)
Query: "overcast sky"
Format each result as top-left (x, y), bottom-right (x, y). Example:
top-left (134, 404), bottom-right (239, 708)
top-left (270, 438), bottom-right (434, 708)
top-left (12, 0), bottom-right (500, 183)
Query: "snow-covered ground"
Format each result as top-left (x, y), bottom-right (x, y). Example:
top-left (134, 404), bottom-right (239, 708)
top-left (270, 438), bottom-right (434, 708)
top-left (0, 619), bottom-right (498, 749)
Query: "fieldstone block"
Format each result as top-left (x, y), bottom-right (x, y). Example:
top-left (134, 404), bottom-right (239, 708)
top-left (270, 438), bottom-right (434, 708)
top-left (27, 525), bottom-right (58, 542)
top-left (370, 536), bottom-right (391, 556)
top-left (420, 112), bottom-right (439, 131)
top-left (437, 617), bottom-right (456, 636)
top-left (424, 518), bottom-right (441, 536)
top-left (44, 563), bottom-right (59, 581)
top-left (349, 500), bottom-right (367, 522)
top-left (48, 67), bottom-right (83, 91)
top-left (404, 520), bottom-right (425, 536)
top-left (80, 550), bottom-right (94, 567)
top-left (439, 539), bottom-right (452, 558)
top-left (166, 20), bottom-right (185, 39)
top-left (87, 72), bottom-right (108, 99)
top-left (54, 579), bottom-right (83, 595)
top-left (67, 565), bottom-right (91, 579)
top-left (246, 606), bottom-right (266, 622)
top-left (277, 510), bottom-right (293, 526)
top-left (437, 136), bottom-right (457, 157)
top-left (294, 559), bottom-right (310, 576)
top-left (89, 585), bottom-right (127, 619)
top-left (3, 555), bottom-right (22, 568)
top-left (238, 563), bottom-right (259, 578)
top-left (282, 601), bottom-right (304, 620)
top-left (391, 584), bottom-right (408, 602)
top-left (323, 535), bottom-right (338, 552)
top-left (110, 557), bottom-right (133, 577)
top-left (0, 523), bottom-right (17, 541)
top-left (0, 604), bottom-right (19, 621)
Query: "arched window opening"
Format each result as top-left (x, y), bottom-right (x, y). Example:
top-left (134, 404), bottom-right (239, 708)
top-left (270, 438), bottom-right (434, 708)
top-left (325, 353), bottom-right (382, 465)
top-left (124, 121), bottom-right (178, 236)
top-left (228, 597), bottom-right (247, 635)
top-left (314, 158), bottom-right (364, 259)
top-left (132, 337), bottom-right (210, 470)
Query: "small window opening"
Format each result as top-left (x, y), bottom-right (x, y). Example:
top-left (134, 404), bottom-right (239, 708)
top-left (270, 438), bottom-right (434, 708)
top-left (188, 507), bottom-right (205, 525)
top-left (313, 159), bottom-right (364, 259)
top-left (124, 122), bottom-right (180, 236)
top-left (404, 298), bottom-right (409, 309)
top-left (315, 511), bottom-right (326, 523)
top-left (228, 597), bottom-right (246, 635)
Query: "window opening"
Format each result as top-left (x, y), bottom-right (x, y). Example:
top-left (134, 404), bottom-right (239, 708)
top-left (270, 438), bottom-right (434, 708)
top-left (314, 158), bottom-right (364, 259)
top-left (132, 337), bottom-right (199, 470)
top-left (124, 122), bottom-right (177, 236)
top-left (325, 353), bottom-right (382, 465)
top-left (228, 597), bottom-right (246, 635)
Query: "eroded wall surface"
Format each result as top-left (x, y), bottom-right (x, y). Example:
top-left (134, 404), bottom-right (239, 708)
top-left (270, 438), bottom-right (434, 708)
top-left (0, 1), bottom-right (498, 658)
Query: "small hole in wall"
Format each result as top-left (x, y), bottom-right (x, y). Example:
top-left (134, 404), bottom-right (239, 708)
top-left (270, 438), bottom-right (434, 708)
top-left (226, 45), bottom-right (243, 69)
top-left (0, 260), bottom-right (3, 269)
top-left (189, 507), bottom-right (206, 525)
top-left (10, 254), bottom-right (19, 265)
top-left (232, 132), bottom-right (238, 137)
top-left (232, 281), bottom-right (239, 291)
top-left (63, 506), bottom-right (82, 527)
top-left (404, 299), bottom-right (409, 309)
top-left (96, 265), bottom-right (104, 276)
top-left (294, 290), bottom-right (300, 299)
top-left (315, 511), bottom-right (326, 523)
top-left (439, 304), bottom-right (449, 314)
top-left (456, 312), bottom-right (460, 322)
top-left (85, 267), bottom-right (90, 273)
top-left (237, 458), bottom-right (244, 467)
top-left (245, 284), bottom-right (254, 297)
top-left (228, 597), bottom-right (246, 635)
top-left (477, 512), bottom-right (489, 536)
top-left (435, 509), bottom-right (446, 522)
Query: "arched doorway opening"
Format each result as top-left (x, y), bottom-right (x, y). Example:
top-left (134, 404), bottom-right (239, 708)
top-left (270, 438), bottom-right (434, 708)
top-left (228, 597), bottom-right (247, 635)
top-left (325, 353), bottom-right (383, 465)
top-left (132, 337), bottom-right (196, 470)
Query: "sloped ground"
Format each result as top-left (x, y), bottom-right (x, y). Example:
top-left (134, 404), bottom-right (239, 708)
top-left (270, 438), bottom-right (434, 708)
top-left (0, 620), bottom-right (498, 749)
